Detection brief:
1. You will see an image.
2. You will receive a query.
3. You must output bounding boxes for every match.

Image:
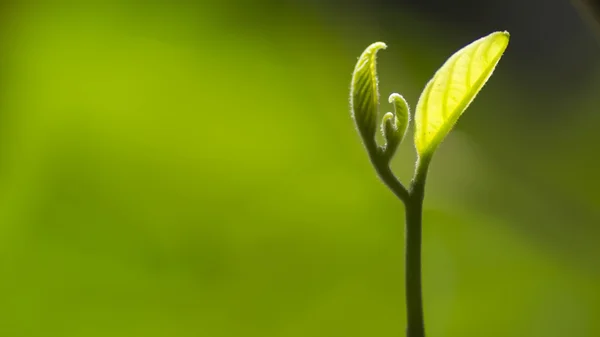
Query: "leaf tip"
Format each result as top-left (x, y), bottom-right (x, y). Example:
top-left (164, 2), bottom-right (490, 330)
top-left (491, 31), bottom-right (510, 48)
top-left (388, 93), bottom-right (402, 104)
top-left (369, 41), bottom-right (388, 51)
top-left (354, 42), bottom-right (387, 69)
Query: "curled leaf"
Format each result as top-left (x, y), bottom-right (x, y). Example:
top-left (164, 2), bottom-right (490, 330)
top-left (382, 93), bottom-right (410, 159)
top-left (388, 93), bottom-right (410, 144)
top-left (351, 42), bottom-right (387, 145)
top-left (381, 112), bottom-right (399, 156)
top-left (414, 31), bottom-right (510, 156)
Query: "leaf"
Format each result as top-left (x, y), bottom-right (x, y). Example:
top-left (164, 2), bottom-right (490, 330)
top-left (387, 93), bottom-right (410, 143)
top-left (381, 93), bottom-right (410, 159)
top-left (414, 31), bottom-right (510, 156)
top-left (350, 42), bottom-right (387, 145)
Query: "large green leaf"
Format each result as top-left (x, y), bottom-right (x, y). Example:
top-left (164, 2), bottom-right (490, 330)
top-left (414, 31), bottom-right (509, 156)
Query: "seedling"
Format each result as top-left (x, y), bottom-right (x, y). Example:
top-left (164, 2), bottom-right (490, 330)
top-left (350, 32), bottom-right (510, 337)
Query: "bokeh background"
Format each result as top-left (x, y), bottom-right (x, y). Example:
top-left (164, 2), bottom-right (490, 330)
top-left (1, 1), bottom-right (599, 336)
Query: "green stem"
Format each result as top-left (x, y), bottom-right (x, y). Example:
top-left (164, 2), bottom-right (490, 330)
top-left (375, 164), bottom-right (410, 204)
top-left (366, 144), bottom-right (410, 204)
top-left (404, 199), bottom-right (424, 337)
top-left (404, 155), bottom-right (431, 337)
top-left (367, 142), bottom-right (431, 337)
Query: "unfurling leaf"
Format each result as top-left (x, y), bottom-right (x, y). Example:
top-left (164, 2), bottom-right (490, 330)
top-left (381, 112), bottom-right (399, 156)
top-left (414, 31), bottom-right (510, 156)
top-left (350, 42), bottom-right (387, 146)
top-left (382, 93), bottom-right (410, 160)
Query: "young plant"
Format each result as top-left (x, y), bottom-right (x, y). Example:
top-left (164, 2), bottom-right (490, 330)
top-left (350, 32), bottom-right (510, 337)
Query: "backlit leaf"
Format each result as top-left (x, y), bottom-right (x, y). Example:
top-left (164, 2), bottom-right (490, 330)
top-left (414, 31), bottom-right (510, 156)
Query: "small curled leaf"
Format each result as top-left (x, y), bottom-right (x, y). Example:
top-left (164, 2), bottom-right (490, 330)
top-left (381, 94), bottom-right (410, 159)
top-left (351, 42), bottom-right (387, 146)
top-left (381, 112), bottom-right (399, 157)
top-left (388, 93), bottom-right (410, 144)
top-left (414, 31), bottom-right (510, 156)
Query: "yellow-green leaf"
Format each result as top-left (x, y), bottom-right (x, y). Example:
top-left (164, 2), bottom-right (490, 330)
top-left (414, 31), bottom-right (510, 156)
top-left (350, 42), bottom-right (387, 144)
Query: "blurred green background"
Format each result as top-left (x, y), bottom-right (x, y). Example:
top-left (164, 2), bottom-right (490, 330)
top-left (1, 1), bottom-right (600, 336)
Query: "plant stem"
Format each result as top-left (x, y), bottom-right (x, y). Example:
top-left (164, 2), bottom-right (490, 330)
top-left (374, 164), bottom-right (410, 204)
top-left (404, 199), bottom-right (424, 337)
top-left (404, 155), bottom-right (431, 337)
top-left (367, 145), bottom-right (410, 204)
top-left (369, 144), bottom-right (431, 337)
